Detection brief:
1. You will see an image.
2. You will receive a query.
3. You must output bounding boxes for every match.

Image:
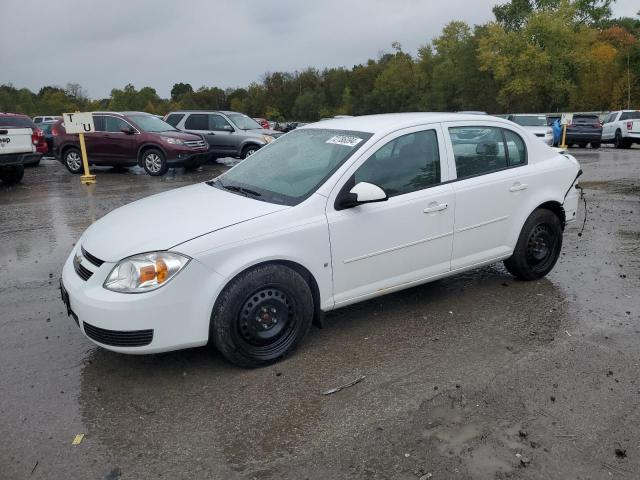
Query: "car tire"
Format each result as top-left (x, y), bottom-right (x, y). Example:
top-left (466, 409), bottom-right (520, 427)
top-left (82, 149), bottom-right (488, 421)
top-left (590, 142), bottom-right (601, 149)
top-left (504, 208), bottom-right (563, 281)
top-left (241, 144), bottom-right (260, 159)
top-left (0, 165), bottom-right (25, 184)
top-left (63, 147), bottom-right (83, 174)
top-left (578, 142), bottom-right (587, 148)
top-left (141, 149), bottom-right (168, 176)
top-left (614, 131), bottom-right (630, 149)
top-left (210, 264), bottom-right (314, 368)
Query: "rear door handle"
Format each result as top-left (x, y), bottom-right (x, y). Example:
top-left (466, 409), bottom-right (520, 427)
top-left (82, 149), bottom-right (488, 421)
top-left (509, 182), bottom-right (528, 192)
top-left (423, 202), bottom-right (448, 213)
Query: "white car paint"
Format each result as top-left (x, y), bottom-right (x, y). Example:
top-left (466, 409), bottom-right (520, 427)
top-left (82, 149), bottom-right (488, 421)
top-left (61, 113), bottom-right (581, 354)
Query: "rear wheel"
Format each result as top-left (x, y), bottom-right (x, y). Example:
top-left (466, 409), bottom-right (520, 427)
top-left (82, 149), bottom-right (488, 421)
top-left (614, 131), bottom-right (630, 149)
top-left (590, 142), bottom-right (601, 149)
top-left (504, 209), bottom-right (563, 281)
top-left (0, 165), bottom-right (25, 184)
top-left (210, 264), bottom-right (314, 368)
top-left (578, 142), bottom-right (587, 148)
top-left (141, 149), bottom-right (168, 176)
top-left (63, 147), bottom-right (83, 174)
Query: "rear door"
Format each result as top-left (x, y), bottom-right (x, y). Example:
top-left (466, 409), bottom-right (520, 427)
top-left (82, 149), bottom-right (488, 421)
top-left (83, 115), bottom-right (106, 161)
top-left (602, 112), bottom-right (619, 140)
top-left (444, 123), bottom-right (532, 270)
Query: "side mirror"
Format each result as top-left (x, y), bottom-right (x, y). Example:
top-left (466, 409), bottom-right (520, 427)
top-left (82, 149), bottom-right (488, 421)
top-left (121, 127), bottom-right (135, 135)
top-left (337, 181), bottom-right (388, 210)
top-left (223, 125), bottom-right (234, 132)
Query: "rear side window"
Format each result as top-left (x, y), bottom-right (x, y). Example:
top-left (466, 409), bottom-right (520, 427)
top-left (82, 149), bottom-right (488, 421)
top-left (92, 115), bottom-right (106, 132)
top-left (184, 114), bottom-right (208, 130)
top-left (104, 116), bottom-right (131, 133)
top-left (0, 115), bottom-right (35, 128)
top-left (450, 127), bottom-right (508, 178)
top-left (620, 111), bottom-right (640, 121)
top-left (354, 129), bottom-right (441, 197)
top-left (504, 130), bottom-right (526, 165)
top-left (165, 113), bottom-right (184, 127)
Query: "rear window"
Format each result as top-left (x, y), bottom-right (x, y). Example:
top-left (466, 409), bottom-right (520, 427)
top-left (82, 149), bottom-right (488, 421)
top-left (165, 113), bottom-right (184, 127)
top-left (620, 111), bottom-right (640, 121)
top-left (39, 123), bottom-right (53, 134)
top-left (573, 115), bottom-right (600, 124)
top-left (0, 115), bottom-right (35, 128)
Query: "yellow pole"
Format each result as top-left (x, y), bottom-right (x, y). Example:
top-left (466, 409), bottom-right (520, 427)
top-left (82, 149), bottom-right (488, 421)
top-left (78, 133), bottom-right (96, 185)
top-left (559, 124), bottom-right (568, 149)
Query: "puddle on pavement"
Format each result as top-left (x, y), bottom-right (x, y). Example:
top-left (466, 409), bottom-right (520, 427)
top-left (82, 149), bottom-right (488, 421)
top-left (579, 179), bottom-right (639, 196)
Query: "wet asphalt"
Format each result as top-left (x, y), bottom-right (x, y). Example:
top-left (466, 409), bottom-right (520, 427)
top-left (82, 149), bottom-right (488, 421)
top-left (0, 148), bottom-right (638, 480)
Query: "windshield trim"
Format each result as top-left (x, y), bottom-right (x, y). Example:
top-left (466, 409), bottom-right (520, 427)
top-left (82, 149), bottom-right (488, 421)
top-left (209, 128), bottom-right (373, 206)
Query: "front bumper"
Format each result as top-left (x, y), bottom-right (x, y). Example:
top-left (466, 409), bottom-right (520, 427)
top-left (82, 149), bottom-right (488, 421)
top-left (61, 246), bottom-right (225, 354)
top-left (167, 150), bottom-right (209, 167)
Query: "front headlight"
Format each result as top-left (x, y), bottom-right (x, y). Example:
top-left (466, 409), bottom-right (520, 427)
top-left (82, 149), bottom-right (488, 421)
top-left (104, 252), bottom-right (191, 293)
top-left (262, 135), bottom-right (275, 144)
top-left (161, 136), bottom-right (184, 145)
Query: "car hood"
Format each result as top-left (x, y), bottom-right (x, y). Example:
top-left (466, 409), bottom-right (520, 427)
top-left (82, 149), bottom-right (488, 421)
top-left (245, 128), bottom-right (282, 136)
top-left (80, 183), bottom-right (288, 262)
top-left (155, 130), bottom-right (203, 141)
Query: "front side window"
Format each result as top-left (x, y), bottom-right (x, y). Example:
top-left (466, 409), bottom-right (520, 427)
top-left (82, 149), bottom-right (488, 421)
top-left (210, 114), bottom-right (232, 131)
top-left (354, 129), bottom-right (441, 197)
top-left (450, 126), bottom-right (509, 178)
top-left (184, 114), bottom-right (209, 130)
top-left (213, 128), bottom-right (372, 205)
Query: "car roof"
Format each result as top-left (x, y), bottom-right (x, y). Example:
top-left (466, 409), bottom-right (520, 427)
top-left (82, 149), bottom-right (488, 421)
top-left (168, 110), bottom-right (243, 115)
top-left (302, 113), bottom-right (515, 134)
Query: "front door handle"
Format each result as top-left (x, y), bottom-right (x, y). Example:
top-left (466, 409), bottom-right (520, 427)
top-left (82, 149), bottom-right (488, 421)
top-left (509, 182), bottom-right (528, 192)
top-left (423, 202), bottom-right (448, 213)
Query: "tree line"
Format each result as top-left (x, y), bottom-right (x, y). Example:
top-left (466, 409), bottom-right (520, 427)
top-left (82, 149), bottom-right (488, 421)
top-left (1, 0), bottom-right (638, 121)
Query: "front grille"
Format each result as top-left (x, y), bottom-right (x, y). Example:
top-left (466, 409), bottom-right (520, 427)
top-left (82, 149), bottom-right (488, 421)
top-left (73, 257), bottom-right (93, 281)
top-left (83, 322), bottom-right (153, 347)
top-left (81, 247), bottom-right (104, 267)
top-left (184, 139), bottom-right (207, 149)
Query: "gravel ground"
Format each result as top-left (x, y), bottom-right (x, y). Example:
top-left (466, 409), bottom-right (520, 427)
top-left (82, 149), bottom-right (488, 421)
top-left (0, 147), bottom-right (638, 479)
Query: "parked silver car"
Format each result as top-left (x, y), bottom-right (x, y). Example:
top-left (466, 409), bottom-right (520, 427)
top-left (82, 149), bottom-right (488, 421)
top-left (164, 110), bottom-right (282, 159)
top-left (507, 114), bottom-right (554, 146)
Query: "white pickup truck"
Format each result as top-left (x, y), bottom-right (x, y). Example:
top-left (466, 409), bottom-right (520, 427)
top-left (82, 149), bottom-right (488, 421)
top-left (0, 126), bottom-right (35, 184)
top-left (601, 110), bottom-right (640, 149)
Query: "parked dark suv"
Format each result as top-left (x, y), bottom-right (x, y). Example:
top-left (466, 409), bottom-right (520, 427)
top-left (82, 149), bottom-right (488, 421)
top-left (565, 114), bottom-right (602, 148)
top-left (53, 111), bottom-right (209, 176)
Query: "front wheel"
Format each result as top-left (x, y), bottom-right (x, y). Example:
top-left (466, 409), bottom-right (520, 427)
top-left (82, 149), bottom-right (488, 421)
top-left (504, 209), bottom-right (563, 281)
top-left (590, 142), bottom-right (600, 149)
top-left (210, 264), bottom-right (314, 368)
top-left (241, 144), bottom-right (259, 159)
top-left (141, 149), bottom-right (168, 176)
top-left (0, 165), bottom-right (25, 184)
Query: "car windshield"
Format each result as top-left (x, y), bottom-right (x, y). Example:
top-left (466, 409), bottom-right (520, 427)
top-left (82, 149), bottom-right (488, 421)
top-left (227, 113), bottom-right (262, 130)
top-left (511, 115), bottom-right (547, 127)
top-left (211, 128), bottom-right (372, 205)
top-left (127, 114), bottom-right (176, 132)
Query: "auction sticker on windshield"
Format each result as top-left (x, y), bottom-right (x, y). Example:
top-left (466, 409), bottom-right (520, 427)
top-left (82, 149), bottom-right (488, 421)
top-left (326, 135), bottom-right (363, 147)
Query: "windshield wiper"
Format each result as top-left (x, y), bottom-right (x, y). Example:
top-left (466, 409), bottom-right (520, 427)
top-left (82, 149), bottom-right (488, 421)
top-left (208, 179), bottom-right (261, 197)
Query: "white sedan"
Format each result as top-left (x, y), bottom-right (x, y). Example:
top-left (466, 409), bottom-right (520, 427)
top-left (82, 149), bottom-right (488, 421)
top-left (61, 113), bottom-right (581, 367)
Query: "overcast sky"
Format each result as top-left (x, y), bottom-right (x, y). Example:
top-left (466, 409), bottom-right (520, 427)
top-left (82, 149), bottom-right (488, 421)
top-left (2, 0), bottom-right (638, 99)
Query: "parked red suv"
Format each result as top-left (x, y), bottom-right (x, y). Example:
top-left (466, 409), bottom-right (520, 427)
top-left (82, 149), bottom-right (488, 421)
top-left (52, 111), bottom-right (209, 176)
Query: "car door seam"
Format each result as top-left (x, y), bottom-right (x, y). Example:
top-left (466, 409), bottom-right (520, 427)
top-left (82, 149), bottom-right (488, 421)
top-left (455, 215), bottom-right (508, 233)
top-left (343, 231), bottom-right (453, 264)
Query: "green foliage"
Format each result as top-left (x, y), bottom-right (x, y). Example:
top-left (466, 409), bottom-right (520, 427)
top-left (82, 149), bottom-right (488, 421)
top-left (1, 1), bottom-right (638, 119)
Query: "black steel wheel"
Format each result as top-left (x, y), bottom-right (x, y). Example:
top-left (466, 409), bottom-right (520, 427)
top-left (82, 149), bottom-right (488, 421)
top-left (504, 209), bottom-right (563, 280)
top-left (210, 264), bottom-right (313, 367)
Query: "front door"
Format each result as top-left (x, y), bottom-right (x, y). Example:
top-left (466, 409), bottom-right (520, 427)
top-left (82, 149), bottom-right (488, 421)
top-left (327, 126), bottom-right (455, 306)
